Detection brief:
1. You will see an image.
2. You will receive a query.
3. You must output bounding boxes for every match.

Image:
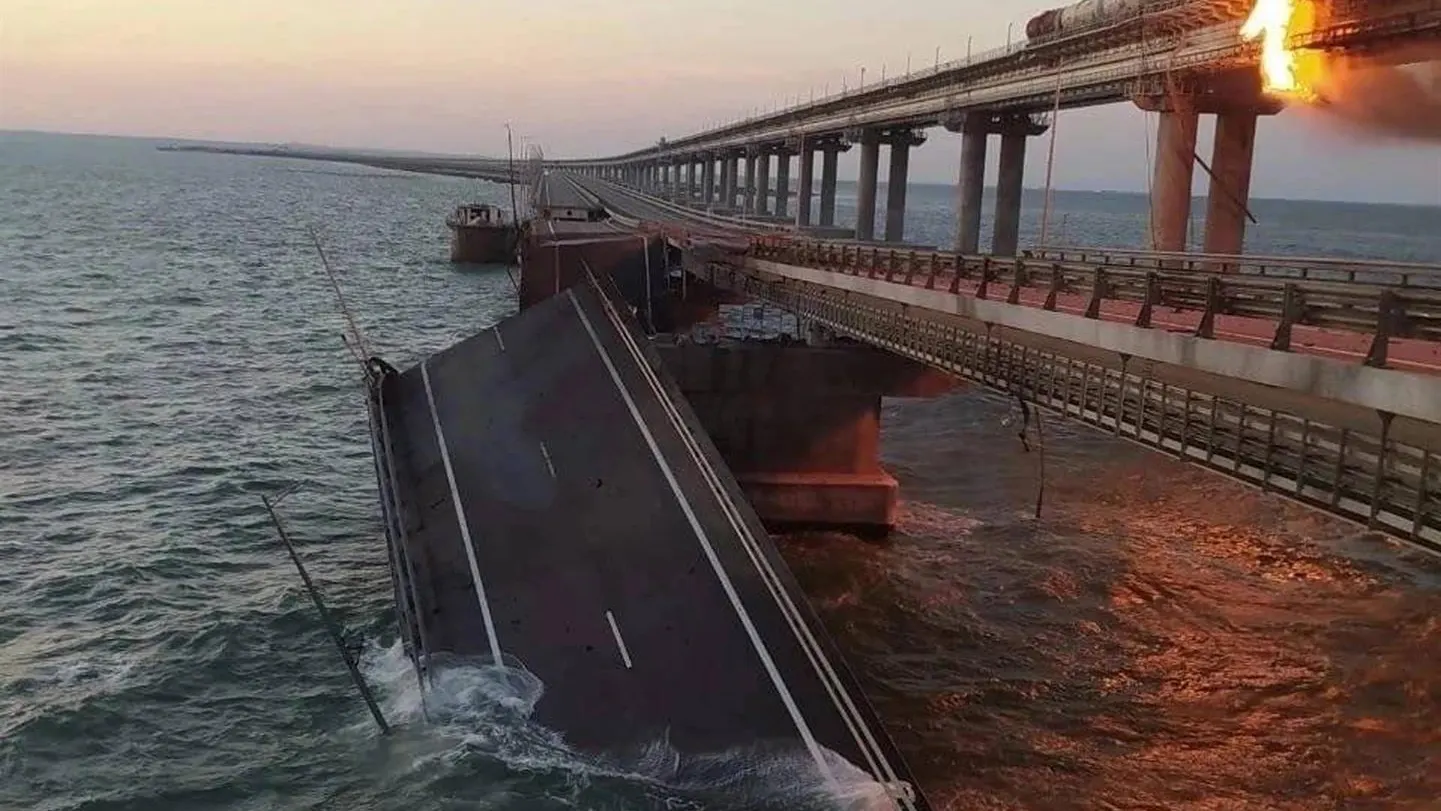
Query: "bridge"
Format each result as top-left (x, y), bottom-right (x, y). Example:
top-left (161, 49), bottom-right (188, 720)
top-left (549, 0), bottom-right (1441, 258)
top-left (341, 1), bottom-right (1441, 807)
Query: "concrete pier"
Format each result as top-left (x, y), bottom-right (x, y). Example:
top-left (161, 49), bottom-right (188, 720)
top-left (743, 150), bottom-right (758, 215)
top-left (1150, 104), bottom-right (1200, 252)
top-left (884, 131), bottom-right (925, 243)
top-left (955, 124), bottom-right (987, 254)
top-left (854, 131), bottom-right (880, 241)
top-left (755, 151), bottom-right (771, 217)
top-left (774, 149), bottom-right (791, 219)
top-left (656, 341), bottom-right (957, 530)
top-left (1203, 110), bottom-right (1259, 257)
top-left (702, 154), bottom-right (716, 207)
top-left (819, 147), bottom-right (840, 227)
top-left (993, 130), bottom-right (1028, 256)
top-left (796, 144), bottom-right (815, 226)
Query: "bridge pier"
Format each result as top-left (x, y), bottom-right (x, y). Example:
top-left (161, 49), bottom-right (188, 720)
top-left (774, 147), bottom-right (791, 219)
top-left (848, 130), bottom-right (881, 241)
top-left (1151, 102), bottom-right (1200, 252)
top-left (943, 112), bottom-right (1047, 257)
top-left (884, 129), bottom-right (926, 243)
top-left (655, 340), bottom-right (957, 531)
top-left (1136, 79), bottom-right (1282, 257)
top-left (743, 148), bottom-right (759, 215)
top-left (755, 150), bottom-right (772, 216)
top-left (725, 151), bottom-right (741, 209)
top-left (947, 115), bottom-right (988, 254)
top-left (994, 117), bottom-right (1047, 256)
top-left (702, 153), bottom-right (716, 207)
top-left (818, 143), bottom-right (845, 227)
top-left (687, 158), bottom-right (700, 203)
top-left (1203, 110), bottom-right (1260, 256)
top-left (796, 142), bottom-right (815, 226)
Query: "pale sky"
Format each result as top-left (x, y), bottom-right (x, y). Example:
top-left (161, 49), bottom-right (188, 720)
top-left (2, 0), bottom-right (1439, 203)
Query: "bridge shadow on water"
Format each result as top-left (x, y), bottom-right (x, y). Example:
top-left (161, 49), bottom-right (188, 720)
top-left (778, 388), bottom-right (1441, 811)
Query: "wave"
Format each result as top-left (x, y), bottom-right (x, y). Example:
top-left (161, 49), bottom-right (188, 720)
top-left (361, 641), bottom-right (901, 811)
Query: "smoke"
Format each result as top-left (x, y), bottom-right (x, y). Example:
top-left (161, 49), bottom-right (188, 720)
top-left (1309, 43), bottom-right (1441, 141)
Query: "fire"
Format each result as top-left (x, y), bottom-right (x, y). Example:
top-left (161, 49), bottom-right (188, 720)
top-left (1241, 0), bottom-right (1301, 93)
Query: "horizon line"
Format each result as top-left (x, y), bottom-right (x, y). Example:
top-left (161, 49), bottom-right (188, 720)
top-left (6, 127), bottom-right (1438, 210)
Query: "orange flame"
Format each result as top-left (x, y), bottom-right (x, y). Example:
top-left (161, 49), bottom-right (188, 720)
top-left (1241, 0), bottom-right (1300, 92)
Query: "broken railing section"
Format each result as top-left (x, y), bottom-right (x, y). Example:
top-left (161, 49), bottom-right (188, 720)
top-left (698, 262), bottom-right (1441, 554)
top-left (750, 238), bottom-right (1441, 370)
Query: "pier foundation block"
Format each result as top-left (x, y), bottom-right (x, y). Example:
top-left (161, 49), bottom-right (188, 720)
top-left (655, 340), bottom-right (957, 532)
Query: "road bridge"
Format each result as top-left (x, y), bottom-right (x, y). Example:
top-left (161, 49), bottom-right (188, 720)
top-left (551, 170), bottom-right (1441, 554)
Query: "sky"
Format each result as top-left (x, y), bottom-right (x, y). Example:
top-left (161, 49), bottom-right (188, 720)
top-left (2, 0), bottom-right (1438, 204)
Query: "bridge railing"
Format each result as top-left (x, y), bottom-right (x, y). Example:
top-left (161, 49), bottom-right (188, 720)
top-left (1027, 247), bottom-right (1441, 288)
top-left (700, 260), bottom-right (1441, 553)
top-left (751, 238), bottom-right (1441, 368)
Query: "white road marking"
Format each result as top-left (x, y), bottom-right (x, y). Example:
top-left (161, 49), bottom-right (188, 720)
top-left (567, 288), bottom-right (837, 789)
top-left (419, 361), bottom-right (504, 667)
top-left (494, 328), bottom-right (505, 352)
top-left (539, 441), bottom-right (555, 478)
top-left (604, 610), bottom-right (633, 669)
top-left (585, 268), bottom-right (912, 806)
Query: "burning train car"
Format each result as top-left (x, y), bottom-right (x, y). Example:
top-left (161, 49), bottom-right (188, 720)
top-left (1025, 0), bottom-right (1149, 41)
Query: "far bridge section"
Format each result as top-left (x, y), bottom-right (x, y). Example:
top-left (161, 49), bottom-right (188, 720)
top-left (551, 0), bottom-right (1441, 259)
top-left (366, 273), bottom-right (928, 809)
top-left (565, 173), bottom-right (1441, 554)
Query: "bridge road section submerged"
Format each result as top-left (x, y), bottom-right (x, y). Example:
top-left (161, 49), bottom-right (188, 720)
top-left (369, 279), bottom-right (928, 809)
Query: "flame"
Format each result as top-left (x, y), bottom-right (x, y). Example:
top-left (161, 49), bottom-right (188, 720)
top-left (1241, 0), bottom-right (1300, 93)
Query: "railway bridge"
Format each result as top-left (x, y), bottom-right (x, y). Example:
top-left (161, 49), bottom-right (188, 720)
top-left (552, 0), bottom-right (1441, 258)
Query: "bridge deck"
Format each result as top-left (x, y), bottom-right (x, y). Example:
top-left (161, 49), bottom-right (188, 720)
top-left (371, 279), bottom-right (924, 807)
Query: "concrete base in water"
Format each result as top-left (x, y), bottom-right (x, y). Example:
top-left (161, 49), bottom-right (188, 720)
top-left (655, 340), bottom-right (957, 531)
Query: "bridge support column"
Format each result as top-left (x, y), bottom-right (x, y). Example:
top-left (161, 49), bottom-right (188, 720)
top-left (655, 342), bottom-right (958, 531)
top-left (883, 130), bottom-right (926, 243)
top-left (955, 124), bottom-right (987, 253)
top-left (1150, 103), bottom-right (1199, 252)
top-left (819, 146), bottom-right (842, 227)
top-left (849, 130), bottom-right (881, 241)
top-left (721, 153), bottom-right (737, 209)
top-left (774, 149), bottom-right (791, 219)
top-left (993, 132), bottom-right (1027, 256)
top-left (717, 156), bottom-right (730, 210)
top-left (729, 153), bottom-right (742, 209)
top-left (796, 143), bottom-right (815, 226)
top-left (1203, 110), bottom-right (1259, 257)
top-left (755, 151), bottom-right (771, 217)
top-left (743, 149), bottom-right (759, 215)
top-left (687, 158), bottom-right (699, 203)
top-left (702, 154), bottom-right (716, 207)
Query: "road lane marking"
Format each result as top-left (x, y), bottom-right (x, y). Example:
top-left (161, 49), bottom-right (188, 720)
top-left (494, 328), bottom-right (505, 352)
top-left (567, 288), bottom-right (837, 789)
top-left (539, 441), bottom-right (555, 478)
top-left (420, 360), bottom-right (504, 667)
top-left (583, 269), bottom-right (911, 805)
top-left (604, 610), bottom-right (633, 669)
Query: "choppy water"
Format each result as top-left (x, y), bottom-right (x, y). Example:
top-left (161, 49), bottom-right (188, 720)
top-left (2, 131), bottom-right (1439, 811)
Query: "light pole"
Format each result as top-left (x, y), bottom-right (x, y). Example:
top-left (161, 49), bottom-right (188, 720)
top-left (504, 122), bottom-right (519, 225)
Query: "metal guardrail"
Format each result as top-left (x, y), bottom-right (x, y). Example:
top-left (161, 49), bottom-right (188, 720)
top-left (752, 238), bottom-right (1441, 369)
top-left (1028, 247), bottom-right (1441, 288)
top-left (699, 262), bottom-right (1441, 554)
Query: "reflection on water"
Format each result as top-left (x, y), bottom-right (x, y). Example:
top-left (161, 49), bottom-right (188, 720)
top-left (781, 388), bottom-right (1441, 811)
